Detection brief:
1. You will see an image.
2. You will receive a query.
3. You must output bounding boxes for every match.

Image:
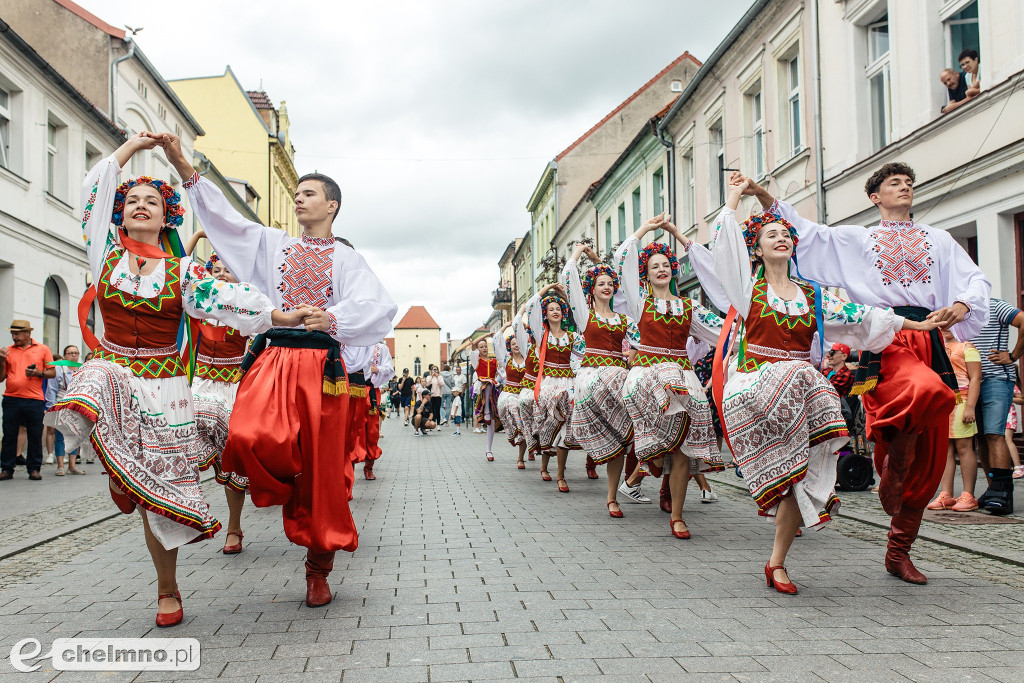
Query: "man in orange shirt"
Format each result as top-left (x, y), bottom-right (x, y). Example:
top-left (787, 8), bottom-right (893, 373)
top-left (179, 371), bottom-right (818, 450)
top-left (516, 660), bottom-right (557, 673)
top-left (1, 320), bottom-right (55, 480)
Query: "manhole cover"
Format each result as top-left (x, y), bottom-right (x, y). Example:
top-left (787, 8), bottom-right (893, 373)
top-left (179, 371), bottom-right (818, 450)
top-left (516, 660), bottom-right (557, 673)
top-left (923, 510), bottom-right (1022, 525)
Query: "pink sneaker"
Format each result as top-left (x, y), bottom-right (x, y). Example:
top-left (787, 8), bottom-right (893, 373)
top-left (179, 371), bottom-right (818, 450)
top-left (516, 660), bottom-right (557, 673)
top-left (951, 492), bottom-right (978, 512)
top-left (926, 491), bottom-right (957, 510)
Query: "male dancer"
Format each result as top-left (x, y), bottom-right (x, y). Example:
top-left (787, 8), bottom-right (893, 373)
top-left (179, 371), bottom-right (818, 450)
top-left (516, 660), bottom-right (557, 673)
top-left (162, 134), bottom-right (396, 606)
top-left (740, 164), bottom-right (990, 584)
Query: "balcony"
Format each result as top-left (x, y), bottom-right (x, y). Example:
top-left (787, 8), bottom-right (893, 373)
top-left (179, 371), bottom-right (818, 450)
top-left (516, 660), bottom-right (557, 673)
top-left (492, 285), bottom-right (513, 310)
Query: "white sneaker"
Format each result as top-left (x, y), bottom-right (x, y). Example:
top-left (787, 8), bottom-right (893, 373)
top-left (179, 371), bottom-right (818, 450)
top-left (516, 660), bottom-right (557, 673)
top-left (618, 481), bottom-right (651, 504)
top-left (473, 428), bottom-right (484, 434)
top-left (701, 488), bottom-right (719, 503)
top-left (413, 431), bottom-right (422, 437)
top-left (44, 452), bottom-right (55, 465)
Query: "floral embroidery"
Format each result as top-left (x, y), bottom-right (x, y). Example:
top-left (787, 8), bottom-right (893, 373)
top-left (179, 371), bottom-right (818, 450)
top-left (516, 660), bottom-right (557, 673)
top-left (327, 312), bottom-right (339, 338)
top-left (278, 242), bottom-right (334, 310)
top-left (871, 224), bottom-right (933, 286)
top-left (182, 172), bottom-right (200, 189)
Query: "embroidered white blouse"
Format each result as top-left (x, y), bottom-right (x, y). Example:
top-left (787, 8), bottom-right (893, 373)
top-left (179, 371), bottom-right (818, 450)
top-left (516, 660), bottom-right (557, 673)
top-left (524, 294), bottom-right (585, 374)
top-left (183, 174), bottom-right (397, 347)
top-left (368, 342), bottom-right (395, 388)
top-left (558, 259), bottom-right (638, 337)
top-left (770, 198), bottom-right (991, 341)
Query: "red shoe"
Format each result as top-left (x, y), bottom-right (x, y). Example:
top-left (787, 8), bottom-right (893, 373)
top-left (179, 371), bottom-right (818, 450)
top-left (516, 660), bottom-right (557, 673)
top-left (795, 528), bottom-right (803, 538)
top-left (486, 452), bottom-right (494, 462)
top-left (557, 479), bottom-right (570, 493)
top-left (607, 501), bottom-right (623, 518)
top-left (669, 519), bottom-right (690, 539)
top-left (222, 530), bottom-right (244, 555)
top-left (541, 470), bottom-right (552, 482)
top-left (528, 453), bottom-right (536, 461)
top-left (363, 466), bottom-right (376, 481)
top-left (109, 484), bottom-right (136, 515)
top-left (765, 562), bottom-right (798, 594)
top-left (517, 461), bottom-right (525, 470)
top-left (155, 591), bottom-right (183, 627)
top-left (644, 460), bottom-right (663, 478)
top-left (585, 456), bottom-right (599, 479)
top-left (305, 554), bottom-right (335, 607)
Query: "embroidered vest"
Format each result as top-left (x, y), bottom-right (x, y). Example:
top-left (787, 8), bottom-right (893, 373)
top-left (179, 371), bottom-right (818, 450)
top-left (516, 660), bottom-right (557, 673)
top-left (503, 359), bottom-right (525, 394)
top-left (633, 297), bottom-right (693, 370)
top-left (738, 279), bottom-right (817, 373)
top-left (541, 334), bottom-right (575, 378)
top-left (476, 356), bottom-right (497, 382)
top-left (581, 311), bottom-right (628, 369)
top-left (520, 346), bottom-right (538, 390)
top-left (95, 249), bottom-right (185, 379)
top-left (195, 320), bottom-right (248, 383)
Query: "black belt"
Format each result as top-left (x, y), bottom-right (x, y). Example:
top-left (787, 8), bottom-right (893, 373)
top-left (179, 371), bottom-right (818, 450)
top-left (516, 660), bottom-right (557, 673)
top-left (241, 328), bottom-right (347, 396)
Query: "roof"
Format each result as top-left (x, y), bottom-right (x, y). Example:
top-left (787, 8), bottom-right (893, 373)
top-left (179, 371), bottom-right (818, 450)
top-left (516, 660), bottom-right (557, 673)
top-left (0, 19), bottom-right (124, 143)
top-left (556, 51), bottom-right (700, 161)
top-left (396, 306), bottom-right (440, 330)
top-left (52, 0), bottom-right (123, 38)
top-left (384, 338), bottom-right (395, 357)
top-left (588, 96), bottom-right (679, 198)
top-left (246, 90), bottom-right (274, 110)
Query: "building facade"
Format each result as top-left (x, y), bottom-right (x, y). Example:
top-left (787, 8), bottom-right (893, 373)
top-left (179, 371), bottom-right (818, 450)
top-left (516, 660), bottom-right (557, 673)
top-left (393, 306), bottom-right (442, 377)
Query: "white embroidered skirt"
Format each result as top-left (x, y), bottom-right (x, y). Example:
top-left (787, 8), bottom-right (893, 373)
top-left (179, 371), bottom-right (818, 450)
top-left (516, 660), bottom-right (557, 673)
top-left (497, 389), bottom-right (524, 446)
top-left (572, 366), bottom-right (632, 464)
top-left (533, 376), bottom-right (579, 452)
top-left (192, 376), bottom-right (248, 493)
top-left (518, 389), bottom-right (539, 452)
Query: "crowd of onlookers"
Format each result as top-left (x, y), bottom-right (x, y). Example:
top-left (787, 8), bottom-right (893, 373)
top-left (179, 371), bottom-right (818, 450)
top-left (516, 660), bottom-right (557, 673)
top-left (940, 48), bottom-right (983, 115)
top-left (386, 362), bottom-right (475, 437)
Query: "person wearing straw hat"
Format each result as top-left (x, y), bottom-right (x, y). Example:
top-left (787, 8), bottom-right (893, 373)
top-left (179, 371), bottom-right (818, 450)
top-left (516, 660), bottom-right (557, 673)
top-left (1, 320), bottom-right (55, 480)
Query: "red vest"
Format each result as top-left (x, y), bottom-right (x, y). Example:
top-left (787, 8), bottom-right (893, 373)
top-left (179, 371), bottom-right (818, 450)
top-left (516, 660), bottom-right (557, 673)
top-left (738, 279), bottom-right (817, 373)
top-left (476, 356), bottom-right (497, 381)
top-left (520, 346), bottom-right (538, 390)
top-left (503, 360), bottom-right (524, 394)
top-left (195, 320), bottom-right (248, 383)
top-left (633, 297), bottom-right (693, 371)
top-left (94, 249), bottom-right (185, 379)
top-left (539, 333), bottom-right (574, 378)
top-left (581, 311), bottom-right (628, 369)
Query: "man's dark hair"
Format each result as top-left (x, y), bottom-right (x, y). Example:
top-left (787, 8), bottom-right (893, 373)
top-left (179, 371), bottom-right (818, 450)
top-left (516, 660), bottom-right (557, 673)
top-left (297, 173), bottom-right (342, 222)
top-left (864, 162), bottom-right (916, 197)
top-left (334, 236), bottom-right (354, 248)
top-left (958, 48), bottom-right (979, 62)
top-left (62, 345), bottom-right (78, 355)
top-left (403, 368), bottom-right (409, 373)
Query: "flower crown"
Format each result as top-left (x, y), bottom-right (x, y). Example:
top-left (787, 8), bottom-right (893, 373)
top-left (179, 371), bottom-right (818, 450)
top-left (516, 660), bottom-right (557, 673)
top-left (639, 242), bottom-right (679, 279)
top-left (540, 294), bottom-right (570, 325)
top-left (112, 176), bottom-right (186, 228)
top-left (742, 211), bottom-right (797, 259)
top-left (504, 330), bottom-right (516, 354)
top-left (582, 264), bottom-right (619, 298)
top-left (204, 253), bottom-right (220, 273)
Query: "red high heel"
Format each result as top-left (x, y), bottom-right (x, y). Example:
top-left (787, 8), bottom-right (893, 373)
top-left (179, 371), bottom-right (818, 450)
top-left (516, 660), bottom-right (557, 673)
top-left (109, 483), bottom-right (136, 515)
top-left (222, 530), bottom-right (244, 555)
top-left (155, 591), bottom-right (183, 627)
top-left (557, 479), bottom-right (570, 493)
top-left (517, 461), bottom-right (525, 469)
top-left (669, 519), bottom-right (690, 539)
top-left (486, 452), bottom-right (494, 461)
top-left (765, 562), bottom-right (798, 595)
top-left (540, 470), bottom-right (552, 481)
top-left (607, 501), bottom-right (623, 518)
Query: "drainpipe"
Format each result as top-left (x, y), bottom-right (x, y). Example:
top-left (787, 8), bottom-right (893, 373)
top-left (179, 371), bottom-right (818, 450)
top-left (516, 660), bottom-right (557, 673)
top-left (109, 33), bottom-right (135, 126)
top-left (810, 0), bottom-right (826, 222)
top-left (655, 119), bottom-right (676, 252)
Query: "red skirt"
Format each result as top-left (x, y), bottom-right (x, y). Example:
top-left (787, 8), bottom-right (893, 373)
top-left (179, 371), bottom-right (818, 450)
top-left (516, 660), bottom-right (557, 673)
top-left (222, 346), bottom-right (357, 553)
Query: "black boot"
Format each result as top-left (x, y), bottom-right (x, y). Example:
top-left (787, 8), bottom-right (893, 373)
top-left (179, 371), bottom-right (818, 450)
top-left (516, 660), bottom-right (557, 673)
top-left (977, 468), bottom-right (1014, 515)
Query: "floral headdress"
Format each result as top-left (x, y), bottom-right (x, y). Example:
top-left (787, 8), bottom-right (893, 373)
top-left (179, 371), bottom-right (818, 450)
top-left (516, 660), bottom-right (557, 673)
top-left (204, 253), bottom-right (220, 273)
top-left (638, 243), bottom-right (679, 279)
top-left (504, 329), bottom-right (518, 354)
top-left (582, 264), bottom-right (620, 298)
top-left (540, 294), bottom-right (572, 330)
top-left (112, 176), bottom-right (186, 228)
top-left (742, 211), bottom-right (797, 260)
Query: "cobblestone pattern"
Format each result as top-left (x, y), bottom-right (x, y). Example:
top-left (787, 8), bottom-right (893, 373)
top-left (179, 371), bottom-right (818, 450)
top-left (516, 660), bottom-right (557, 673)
top-left (2, 418), bottom-right (1024, 681)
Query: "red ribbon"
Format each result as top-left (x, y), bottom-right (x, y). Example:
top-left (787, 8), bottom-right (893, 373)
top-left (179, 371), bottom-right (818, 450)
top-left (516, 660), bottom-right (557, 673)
top-left (712, 306), bottom-right (740, 458)
top-left (533, 328), bottom-right (549, 403)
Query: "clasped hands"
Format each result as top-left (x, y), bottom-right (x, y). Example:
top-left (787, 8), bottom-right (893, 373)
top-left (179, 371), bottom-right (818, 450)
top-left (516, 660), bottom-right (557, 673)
top-left (271, 305), bottom-right (331, 332)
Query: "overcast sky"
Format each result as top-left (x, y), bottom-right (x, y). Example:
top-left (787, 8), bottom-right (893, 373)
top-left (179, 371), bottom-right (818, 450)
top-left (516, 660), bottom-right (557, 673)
top-left (79, 0), bottom-right (752, 341)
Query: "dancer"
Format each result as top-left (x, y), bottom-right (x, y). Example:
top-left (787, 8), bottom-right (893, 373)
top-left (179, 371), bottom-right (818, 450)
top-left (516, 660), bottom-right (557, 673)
top-left (711, 174), bottom-right (935, 593)
top-left (361, 342), bottom-right (395, 480)
top-left (515, 315), bottom-right (540, 461)
top-left (562, 244), bottom-right (639, 517)
top-left (495, 317), bottom-right (528, 468)
top-left (182, 233), bottom-right (252, 555)
top-left (164, 133), bottom-right (396, 607)
top-left (452, 335), bottom-right (501, 460)
top-left (742, 164), bottom-right (990, 583)
top-left (614, 214), bottom-right (724, 538)
top-left (52, 134), bottom-right (284, 626)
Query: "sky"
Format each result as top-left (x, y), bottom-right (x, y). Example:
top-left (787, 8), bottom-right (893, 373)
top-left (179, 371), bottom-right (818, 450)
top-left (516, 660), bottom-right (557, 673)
top-left (78, 0), bottom-right (752, 341)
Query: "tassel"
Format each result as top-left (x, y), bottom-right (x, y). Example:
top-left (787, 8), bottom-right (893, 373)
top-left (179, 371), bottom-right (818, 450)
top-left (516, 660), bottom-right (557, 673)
top-left (322, 378), bottom-right (347, 396)
top-left (849, 379), bottom-right (878, 396)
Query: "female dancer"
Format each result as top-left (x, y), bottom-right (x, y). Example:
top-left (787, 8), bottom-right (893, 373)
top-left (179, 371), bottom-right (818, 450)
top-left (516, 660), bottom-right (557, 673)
top-left (452, 335), bottom-right (500, 460)
top-left (562, 244), bottom-right (639, 517)
top-left (51, 133), bottom-right (289, 625)
top-left (710, 174), bottom-right (938, 593)
top-left (524, 284), bottom-right (584, 492)
top-left (495, 317), bottom-right (528, 468)
top-left (615, 215), bottom-right (724, 538)
top-left (182, 236), bottom-right (252, 555)
top-left (516, 315), bottom-right (541, 461)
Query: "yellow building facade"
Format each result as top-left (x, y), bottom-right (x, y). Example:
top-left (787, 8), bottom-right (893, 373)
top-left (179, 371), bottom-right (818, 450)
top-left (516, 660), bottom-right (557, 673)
top-left (169, 67), bottom-right (300, 236)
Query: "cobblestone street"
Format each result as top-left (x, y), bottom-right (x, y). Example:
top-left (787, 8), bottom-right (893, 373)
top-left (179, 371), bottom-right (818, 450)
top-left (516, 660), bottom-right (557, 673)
top-left (3, 417), bottom-right (1024, 681)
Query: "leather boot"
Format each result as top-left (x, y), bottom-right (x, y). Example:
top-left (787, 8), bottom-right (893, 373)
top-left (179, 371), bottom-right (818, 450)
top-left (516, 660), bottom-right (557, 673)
top-left (363, 462), bottom-right (376, 481)
top-left (884, 507), bottom-right (927, 584)
top-left (977, 468), bottom-right (1014, 515)
top-left (659, 473), bottom-right (671, 514)
top-left (878, 431), bottom-right (917, 517)
top-left (305, 550), bottom-right (335, 607)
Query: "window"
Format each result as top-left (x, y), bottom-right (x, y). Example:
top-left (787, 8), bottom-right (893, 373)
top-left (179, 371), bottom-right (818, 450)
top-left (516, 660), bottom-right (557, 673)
top-left (157, 103), bottom-right (167, 120)
top-left (85, 142), bottom-right (101, 173)
top-left (414, 357), bottom-right (421, 377)
top-left (709, 119), bottom-right (725, 208)
top-left (631, 187), bottom-right (642, 228)
top-left (652, 168), bottom-right (664, 216)
top-left (604, 217), bottom-right (612, 252)
top-left (781, 53), bottom-right (801, 156)
top-left (946, 2), bottom-right (979, 68)
top-left (745, 83), bottom-right (764, 179)
top-left (617, 203), bottom-right (626, 242)
top-left (137, 78), bottom-right (148, 98)
top-left (43, 277), bottom-right (61, 351)
top-left (681, 148), bottom-right (695, 229)
top-left (0, 85), bottom-right (9, 169)
top-left (46, 122), bottom-right (58, 194)
top-left (866, 15), bottom-right (892, 151)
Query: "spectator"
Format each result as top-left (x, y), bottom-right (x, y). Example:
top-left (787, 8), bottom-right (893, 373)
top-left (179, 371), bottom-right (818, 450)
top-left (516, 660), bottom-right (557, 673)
top-left (413, 389), bottom-right (435, 435)
top-left (399, 368), bottom-right (415, 425)
top-left (387, 377), bottom-right (401, 418)
top-left (928, 328), bottom-right (982, 511)
top-left (428, 367), bottom-right (444, 427)
top-left (939, 67), bottom-right (976, 114)
top-left (451, 363), bottom-right (468, 420)
top-left (1008, 385), bottom-right (1022, 479)
top-left (440, 363), bottom-right (454, 426)
top-left (44, 345), bottom-right (84, 475)
top-left (0, 320), bottom-right (55, 480)
top-left (959, 48), bottom-right (981, 97)
top-left (972, 298), bottom-right (1024, 514)
top-left (450, 387), bottom-right (463, 435)
top-left (822, 343), bottom-right (855, 397)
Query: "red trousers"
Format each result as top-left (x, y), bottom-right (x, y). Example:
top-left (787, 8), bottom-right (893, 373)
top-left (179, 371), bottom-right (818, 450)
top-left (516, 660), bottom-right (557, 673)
top-left (348, 394), bottom-right (370, 465)
top-left (222, 347), bottom-right (357, 553)
top-left (864, 329), bottom-right (956, 509)
top-left (366, 389), bottom-right (382, 463)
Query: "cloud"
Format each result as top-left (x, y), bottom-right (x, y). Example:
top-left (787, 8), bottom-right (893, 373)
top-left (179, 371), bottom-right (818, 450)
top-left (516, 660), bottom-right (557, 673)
top-left (78, 0), bottom-right (753, 338)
